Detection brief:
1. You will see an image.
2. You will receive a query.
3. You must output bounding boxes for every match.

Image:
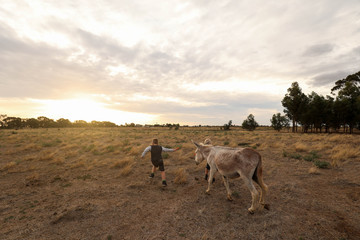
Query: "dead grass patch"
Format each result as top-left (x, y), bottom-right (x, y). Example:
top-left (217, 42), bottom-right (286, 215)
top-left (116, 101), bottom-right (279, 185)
top-left (25, 172), bottom-right (40, 182)
top-left (308, 167), bottom-right (320, 175)
top-left (294, 142), bottom-right (307, 152)
top-left (111, 157), bottom-right (133, 169)
top-left (51, 157), bottom-right (65, 165)
top-left (65, 150), bottom-right (79, 159)
top-left (23, 143), bottom-right (42, 151)
top-left (128, 145), bottom-right (143, 156)
top-left (174, 168), bottom-right (188, 184)
top-left (0, 161), bottom-right (16, 172)
top-left (39, 151), bottom-right (56, 161)
top-left (312, 142), bottom-right (331, 152)
top-left (119, 164), bottom-right (134, 176)
top-left (70, 158), bottom-right (86, 169)
top-left (331, 144), bottom-right (360, 166)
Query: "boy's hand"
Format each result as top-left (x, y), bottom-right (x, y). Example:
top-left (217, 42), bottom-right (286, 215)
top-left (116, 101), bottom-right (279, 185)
top-left (174, 147), bottom-right (180, 151)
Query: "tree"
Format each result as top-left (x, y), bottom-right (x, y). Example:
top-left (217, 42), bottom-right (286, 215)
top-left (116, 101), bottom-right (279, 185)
top-left (270, 113), bottom-right (290, 132)
top-left (242, 114), bottom-right (259, 131)
top-left (3, 117), bottom-right (23, 129)
top-left (331, 71), bottom-right (360, 133)
top-left (25, 118), bottom-right (40, 128)
top-left (57, 118), bottom-right (72, 128)
top-left (37, 116), bottom-right (55, 128)
top-left (223, 120), bottom-right (232, 130)
top-left (282, 82), bottom-right (308, 132)
top-left (74, 120), bottom-right (88, 127)
top-left (301, 92), bottom-right (327, 133)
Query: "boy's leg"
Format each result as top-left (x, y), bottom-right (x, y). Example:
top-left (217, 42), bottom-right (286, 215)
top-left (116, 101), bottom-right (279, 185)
top-left (161, 171), bottom-right (166, 181)
top-left (159, 161), bottom-right (167, 186)
top-left (149, 165), bottom-right (156, 178)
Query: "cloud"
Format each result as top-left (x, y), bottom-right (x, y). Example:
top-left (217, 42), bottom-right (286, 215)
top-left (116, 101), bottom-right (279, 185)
top-left (1, 0), bottom-right (360, 125)
top-left (303, 44), bottom-right (335, 57)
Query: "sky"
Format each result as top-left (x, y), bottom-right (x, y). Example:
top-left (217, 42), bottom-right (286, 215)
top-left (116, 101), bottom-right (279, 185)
top-left (0, 0), bottom-right (359, 126)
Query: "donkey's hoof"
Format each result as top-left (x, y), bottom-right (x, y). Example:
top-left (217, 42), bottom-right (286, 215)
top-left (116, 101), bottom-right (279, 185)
top-left (248, 208), bottom-right (255, 214)
top-left (227, 195), bottom-right (233, 201)
top-left (205, 190), bottom-right (210, 195)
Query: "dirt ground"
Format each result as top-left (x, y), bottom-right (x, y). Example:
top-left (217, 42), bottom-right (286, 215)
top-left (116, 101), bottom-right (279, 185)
top-left (0, 128), bottom-right (359, 240)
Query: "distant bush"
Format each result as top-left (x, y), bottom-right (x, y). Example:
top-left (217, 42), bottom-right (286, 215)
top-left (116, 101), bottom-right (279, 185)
top-left (242, 114), bottom-right (259, 131)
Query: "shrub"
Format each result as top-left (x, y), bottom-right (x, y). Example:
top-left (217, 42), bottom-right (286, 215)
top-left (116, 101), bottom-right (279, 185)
top-left (303, 151), bottom-right (320, 162)
top-left (314, 160), bottom-right (330, 169)
top-left (242, 114), bottom-right (259, 131)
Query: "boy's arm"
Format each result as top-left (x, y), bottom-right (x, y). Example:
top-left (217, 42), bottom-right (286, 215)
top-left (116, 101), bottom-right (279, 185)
top-left (141, 146), bottom-right (151, 158)
top-left (162, 147), bottom-right (180, 152)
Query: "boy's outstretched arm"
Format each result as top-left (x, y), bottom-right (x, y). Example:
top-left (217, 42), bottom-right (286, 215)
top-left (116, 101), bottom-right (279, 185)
top-left (141, 146), bottom-right (151, 158)
top-left (162, 147), bottom-right (180, 152)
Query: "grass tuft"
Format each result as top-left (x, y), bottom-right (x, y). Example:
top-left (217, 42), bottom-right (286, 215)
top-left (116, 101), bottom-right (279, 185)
top-left (174, 168), bottom-right (188, 184)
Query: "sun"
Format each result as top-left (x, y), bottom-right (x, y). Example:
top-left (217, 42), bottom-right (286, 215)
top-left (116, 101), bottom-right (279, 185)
top-left (36, 97), bottom-right (155, 125)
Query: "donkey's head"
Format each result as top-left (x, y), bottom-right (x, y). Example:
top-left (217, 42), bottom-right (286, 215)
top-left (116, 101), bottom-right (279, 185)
top-left (191, 140), bottom-right (206, 165)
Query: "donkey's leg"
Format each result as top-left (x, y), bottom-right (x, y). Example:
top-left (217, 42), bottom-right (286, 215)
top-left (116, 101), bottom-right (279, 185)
top-left (206, 168), bottom-right (216, 194)
top-left (242, 176), bottom-right (259, 214)
top-left (222, 176), bottom-right (233, 201)
top-left (258, 177), bottom-right (268, 207)
top-left (253, 167), bottom-right (269, 208)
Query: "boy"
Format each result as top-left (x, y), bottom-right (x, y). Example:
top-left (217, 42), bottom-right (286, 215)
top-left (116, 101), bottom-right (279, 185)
top-left (141, 138), bottom-right (179, 187)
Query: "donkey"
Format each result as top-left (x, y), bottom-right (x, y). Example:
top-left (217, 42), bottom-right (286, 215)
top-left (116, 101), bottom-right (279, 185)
top-left (192, 140), bottom-right (268, 213)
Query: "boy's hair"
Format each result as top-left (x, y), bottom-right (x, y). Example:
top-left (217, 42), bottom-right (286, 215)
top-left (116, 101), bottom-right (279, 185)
top-left (152, 138), bottom-right (158, 145)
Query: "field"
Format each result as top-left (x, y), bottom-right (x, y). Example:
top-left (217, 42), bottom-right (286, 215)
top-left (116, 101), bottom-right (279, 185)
top-left (1, 127), bottom-right (360, 240)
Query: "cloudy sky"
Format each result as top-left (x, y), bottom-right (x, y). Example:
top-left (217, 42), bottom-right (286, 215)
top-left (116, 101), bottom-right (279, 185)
top-left (0, 0), bottom-right (359, 125)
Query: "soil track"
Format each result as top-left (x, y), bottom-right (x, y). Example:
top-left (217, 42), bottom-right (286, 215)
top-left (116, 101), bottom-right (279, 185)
top-left (1, 128), bottom-right (360, 239)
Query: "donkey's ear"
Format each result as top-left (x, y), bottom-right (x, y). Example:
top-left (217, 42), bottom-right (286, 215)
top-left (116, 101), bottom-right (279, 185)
top-left (191, 139), bottom-right (201, 148)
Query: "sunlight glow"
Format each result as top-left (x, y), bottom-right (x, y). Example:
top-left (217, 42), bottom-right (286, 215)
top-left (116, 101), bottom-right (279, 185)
top-left (33, 98), bottom-right (156, 125)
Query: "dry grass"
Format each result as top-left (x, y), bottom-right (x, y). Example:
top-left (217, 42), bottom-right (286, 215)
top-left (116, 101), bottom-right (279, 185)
top-left (51, 157), bottom-right (65, 165)
top-left (308, 167), bottom-right (320, 175)
top-left (39, 150), bottom-right (56, 161)
top-left (173, 168), bottom-right (188, 184)
top-left (128, 145), bottom-right (144, 156)
top-left (1, 127), bottom-right (360, 239)
top-left (331, 144), bottom-right (360, 166)
top-left (70, 158), bottom-right (86, 169)
top-left (0, 161), bottom-right (16, 172)
top-left (111, 157), bottom-right (133, 169)
top-left (119, 164), bottom-right (134, 177)
top-left (294, 142), bottom-right (307, 152)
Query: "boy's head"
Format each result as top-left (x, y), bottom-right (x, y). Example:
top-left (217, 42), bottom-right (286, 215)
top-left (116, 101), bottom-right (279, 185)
top-left (152, 138), bottom-right (158, 145)
top-left (204, 138), bottom-right (212, 145)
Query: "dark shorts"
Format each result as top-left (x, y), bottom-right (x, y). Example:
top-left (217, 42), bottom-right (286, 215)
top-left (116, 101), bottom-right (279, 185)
top-left (151, 159), bottom-right (165, 171)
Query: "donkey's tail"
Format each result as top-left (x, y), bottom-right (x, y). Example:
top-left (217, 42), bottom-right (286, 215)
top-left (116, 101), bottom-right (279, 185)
top-left (252, 155), bottom-right (268, 193)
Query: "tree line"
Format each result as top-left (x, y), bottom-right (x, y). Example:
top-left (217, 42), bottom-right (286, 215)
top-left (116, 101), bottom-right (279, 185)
top-left (0, 115), bottom-right (118, 129)
top-left (278, 70), bottom-right (360, 133)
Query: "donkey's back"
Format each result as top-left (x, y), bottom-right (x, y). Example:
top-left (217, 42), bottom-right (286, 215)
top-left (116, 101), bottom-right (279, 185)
top-left (210, 146), bottom-right (260, 178)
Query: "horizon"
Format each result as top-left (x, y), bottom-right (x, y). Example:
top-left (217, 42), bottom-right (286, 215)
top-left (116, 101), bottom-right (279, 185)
top-left (1, 1), bottom-right (359, 126)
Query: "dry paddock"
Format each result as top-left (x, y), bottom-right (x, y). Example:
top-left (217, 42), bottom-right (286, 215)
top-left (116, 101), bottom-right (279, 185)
top-left (1, 127), bottom-right (360, 239)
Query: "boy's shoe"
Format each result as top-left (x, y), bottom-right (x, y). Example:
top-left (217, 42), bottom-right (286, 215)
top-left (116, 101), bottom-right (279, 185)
top-left (162, 180), bottom-right (167, 187)
top-left (149, 173), bottom-right (154, 178)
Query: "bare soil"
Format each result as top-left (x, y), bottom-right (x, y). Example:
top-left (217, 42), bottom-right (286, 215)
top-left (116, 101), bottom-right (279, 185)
top-left (0, 128), bottom-right (359, 240)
